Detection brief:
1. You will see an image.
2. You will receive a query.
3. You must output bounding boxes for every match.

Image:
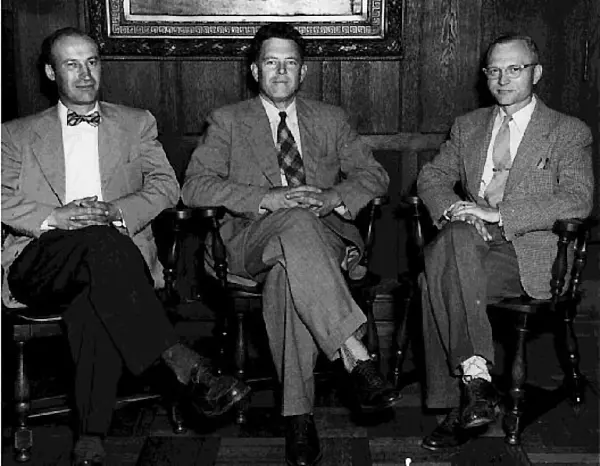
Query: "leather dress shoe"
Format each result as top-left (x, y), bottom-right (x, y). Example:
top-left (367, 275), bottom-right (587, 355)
top-left (285, 414), bottom-right (322, 466)
top-left (461, 377), bottom-right (498, 429)
top-left (72, 436), bottom-right (105, 466)
top-left (421, 407), bottom-right (470, 451)
top-left (188, 365), bottom-right (251, 417)
top-left (350, 360), bottom-right (402, 413)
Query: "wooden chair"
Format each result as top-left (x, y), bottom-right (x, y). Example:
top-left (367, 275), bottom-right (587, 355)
top-left (158, 196), bottom-right (389, 424)
top-left (395, 195), bottom-right (592, 445)
top-left (2, 221), bottom-right (186, 463)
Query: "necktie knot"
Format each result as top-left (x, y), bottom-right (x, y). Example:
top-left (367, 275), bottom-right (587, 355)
top-left (67, 110), bottom-right (101, 127)
top-left (279, 111), bottom-right (287, 123)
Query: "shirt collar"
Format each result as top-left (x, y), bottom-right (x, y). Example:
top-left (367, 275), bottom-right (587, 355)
top-left (58, 100), bottom-right (100, 126)
top-left (496, 94), bottom-right (537, 133)
top-left (259, 96), bottom-right (298, 126)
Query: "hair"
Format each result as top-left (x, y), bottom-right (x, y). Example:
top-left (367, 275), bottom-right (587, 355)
top-left (40, 27), bottom-right (97, 69)
top-left (485, 34), bottom-right (540, 64)
top-left (248, 22), bottom-right (305, 63)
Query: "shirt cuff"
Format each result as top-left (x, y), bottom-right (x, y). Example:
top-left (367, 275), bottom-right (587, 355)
top-left (41, 216), bottom-right (54, 231)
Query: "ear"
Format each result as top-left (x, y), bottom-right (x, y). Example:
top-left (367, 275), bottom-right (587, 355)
top-left (532, 64), bottom-right (543, 85)
top-left (299, 63), bottom-right (307, 83)
top-left (45, 64), bottom-right (56, 82)
top-left (250, 62), bottom-right (259, 82)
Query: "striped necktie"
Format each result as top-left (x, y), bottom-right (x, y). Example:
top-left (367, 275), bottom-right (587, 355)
top-left (276, 112), bottom-right (306, 187)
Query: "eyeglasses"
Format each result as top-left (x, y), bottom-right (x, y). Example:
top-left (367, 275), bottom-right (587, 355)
top-left (482, 63), bottom-right (537, 79)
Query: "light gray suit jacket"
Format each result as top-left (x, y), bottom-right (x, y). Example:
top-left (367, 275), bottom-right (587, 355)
top-left (1, 102), bottom-right (180, 306)
top-left (181, 96), bottom-right (389, 278)
top-left (417, 98), bottom-right (594, 299)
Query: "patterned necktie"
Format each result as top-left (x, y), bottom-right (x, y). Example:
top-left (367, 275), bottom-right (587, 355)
top-left (277, 111), bottom-right (306, 187)
top-left (67, 110), bottom-right (101, 127)
top-left (484, 115), bottom-right (512, 208)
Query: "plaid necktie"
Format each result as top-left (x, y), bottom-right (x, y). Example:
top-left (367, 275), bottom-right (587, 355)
top-left (484, 115), bottom-right (512, 208)
top-left (67, 110), bottom-right (101, 127)
top-left (277, 112), bottom-right (306, 187)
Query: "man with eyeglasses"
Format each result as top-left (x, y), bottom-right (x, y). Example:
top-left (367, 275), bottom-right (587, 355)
top-left (416, 35), bottom-right (593, 450)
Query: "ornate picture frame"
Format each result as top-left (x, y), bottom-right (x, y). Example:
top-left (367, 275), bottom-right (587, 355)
top-left (88, 0), bottom-right (403, 59)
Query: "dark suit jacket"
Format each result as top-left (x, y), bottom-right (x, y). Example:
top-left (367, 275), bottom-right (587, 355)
top-left (417, 98), bottom-right (594, 298)
top-left (181, 96), bottom-right (389, 277)
top-left (1, 102), bottom-right (180, 306)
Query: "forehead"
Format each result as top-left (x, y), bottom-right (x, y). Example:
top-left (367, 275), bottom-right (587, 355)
top-left (259, 38), bottom-right (301, 59)
top-left (52, 35), bottom-right (98, 61)
top-left (488, 40), bottom-right (533, 65)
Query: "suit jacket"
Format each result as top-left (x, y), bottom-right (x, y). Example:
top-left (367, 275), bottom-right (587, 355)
top-left (181, 96), bottom-right (389, 277)
top-left (417, 97), bottom-right (594, 299)
top-left (1, 101), bottom-right (180, 306)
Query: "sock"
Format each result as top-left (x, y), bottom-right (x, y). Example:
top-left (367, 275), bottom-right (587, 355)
top-left (339, 335), bottom-right (371, 372)
top-left (461, 355), bottom-right (492, 383)
top-left (162, 342), bottom-right (210, 385)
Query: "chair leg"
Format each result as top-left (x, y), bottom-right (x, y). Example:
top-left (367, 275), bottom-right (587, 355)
top-left (234, 308), bottom-right (248, 425)
top-left (391, 283), bottom-right (413, 388)
top-left (504, 313), bottom-right (529, 446)
top-left (363, 292), bottom-right (380, 363)
top-left (560, 307), bottom-right (584, 405)
top-left (14, 339), bottom-right (32, 463)
top-left (168, 401), bottom-right (187, 434)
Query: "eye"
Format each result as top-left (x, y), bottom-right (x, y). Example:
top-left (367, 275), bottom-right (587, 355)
top-left (508, 65), bottom-right (521, 74)
top-left (286, 59), bottom-right (299, 68)
top-left (486, 67), bottom-right (500, 77)
top-left (65, 61), bottom-right (78, 69)
top-left (264, 59), bottom-right (277, 67)
top-left (88, 58), bottom-right (99, 67)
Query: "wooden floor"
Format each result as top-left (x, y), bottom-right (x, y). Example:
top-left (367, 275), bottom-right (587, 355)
top-left (2, 371), bottom-right (599, 466)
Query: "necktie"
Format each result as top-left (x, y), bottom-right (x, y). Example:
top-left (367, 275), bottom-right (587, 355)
top-left (67, 110), bottom-right (101, 127)
top-left (277, 112), bottom-right (306, 187)
top-left (484, 115), bottom-right (512, 208)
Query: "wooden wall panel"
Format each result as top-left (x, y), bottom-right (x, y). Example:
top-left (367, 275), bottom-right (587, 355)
top-left (179, 61), bottom-right (245, 135)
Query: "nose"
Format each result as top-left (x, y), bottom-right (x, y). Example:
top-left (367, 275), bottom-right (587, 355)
top-left (497, 70), bottom-right (511, 85)
top-left (79, 64), bottom-right (92, 80)
top-left (276, 62), bottom-right (287, 74)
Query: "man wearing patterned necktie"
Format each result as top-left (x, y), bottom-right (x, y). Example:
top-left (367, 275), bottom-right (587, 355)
top-left (2, 27), bottom-right (250, 466)
top-left (183, 23), bottom-right (399, 466)
top-left (416, 35), bottom-right (594, 451)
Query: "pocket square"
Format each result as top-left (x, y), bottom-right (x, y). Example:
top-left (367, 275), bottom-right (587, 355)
top-left (536, 157), bottom-right (550, 169)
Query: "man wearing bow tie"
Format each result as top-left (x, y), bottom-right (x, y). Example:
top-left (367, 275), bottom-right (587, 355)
top-left (2, 27), bottom-right (250, 465)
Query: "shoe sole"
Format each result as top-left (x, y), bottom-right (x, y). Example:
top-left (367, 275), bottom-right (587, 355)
top-left (359, 394), bottom-right (403, 414)
top-left (420, 440), bottom-right (467, 452)
top-left (286, 450), bottom-right (323, 466)
top-left (462, 416), bottom-right (495, 430)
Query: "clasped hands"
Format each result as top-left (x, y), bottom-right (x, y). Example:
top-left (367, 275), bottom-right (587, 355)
top-left (260, 186), bottom-right (341, 217)
top-left (48, 196), bottom-right (124, 231)
top-left (446, 201), bottom-right (500, 242)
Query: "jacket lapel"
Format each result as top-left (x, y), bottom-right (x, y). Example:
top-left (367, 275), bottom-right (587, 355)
top-left (504, 100), bottom-right (552, 194)
top-left (296, 99), bottom-right (319, 184)
top-left (241, 98), bottom-right (281, 187)
top-left (98, 102), bottom-right (128, 190)
top-left (31, 107), bottom-right (66, 205)
top-left (465, 107), bottom-right (496, 201)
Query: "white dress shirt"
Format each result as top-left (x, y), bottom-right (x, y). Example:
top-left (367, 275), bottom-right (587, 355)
top-left (478, 95), bottom-right (537, 198)
top-left (58, 100), bottom-right (103, 203)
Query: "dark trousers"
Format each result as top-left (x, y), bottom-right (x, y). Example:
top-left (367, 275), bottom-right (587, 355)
top-left (8, 226), bottom-right (179, 435)
top-left (421, 222), bottom-right (524, 409)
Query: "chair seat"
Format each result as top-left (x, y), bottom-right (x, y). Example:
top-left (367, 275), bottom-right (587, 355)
top-left (488, 294), bottom-right (575, 314)
top-left (7, 306), bottom-right (64, 323)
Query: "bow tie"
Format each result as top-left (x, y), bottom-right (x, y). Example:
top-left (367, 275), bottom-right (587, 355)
top-left (67, 110), bottom-right (101, 127)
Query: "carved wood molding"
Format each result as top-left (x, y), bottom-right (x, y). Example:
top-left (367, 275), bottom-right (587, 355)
top-left (87, 0), bottom-right (405, 59)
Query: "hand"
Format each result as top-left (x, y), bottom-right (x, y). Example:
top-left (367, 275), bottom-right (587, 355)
top-left (450, 202), bottom-right (500, 224)
top-left (47, 196), bottom-right (112, 230)
top-left (300, 189), bottom-right (342, 217)
top-left (77, 198), bottom-right (122, 224)
top-left (450, 213), bottom-right (492, 241)
top-left (260, 186), bottom-right (323, 212)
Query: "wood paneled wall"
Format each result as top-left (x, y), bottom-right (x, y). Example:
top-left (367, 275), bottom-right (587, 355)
top-left (4, 0), bottom-right (599, 278)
